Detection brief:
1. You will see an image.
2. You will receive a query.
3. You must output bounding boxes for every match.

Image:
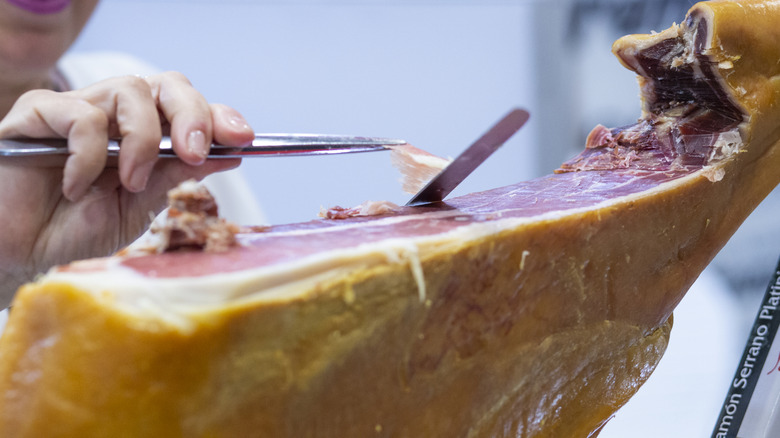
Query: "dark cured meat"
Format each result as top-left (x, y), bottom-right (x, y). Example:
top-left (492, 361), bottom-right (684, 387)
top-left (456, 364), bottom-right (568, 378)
top-left (559, 9), bottom-right (743, 174)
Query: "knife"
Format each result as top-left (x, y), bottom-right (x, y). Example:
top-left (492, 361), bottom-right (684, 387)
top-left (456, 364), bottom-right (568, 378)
top-left (406, 108), bottom-right (530, 207)
top-left (0, 134), bottom-right (407, 158)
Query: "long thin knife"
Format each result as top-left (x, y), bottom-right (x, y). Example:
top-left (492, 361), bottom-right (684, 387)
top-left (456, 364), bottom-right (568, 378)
top-left (0, 134), bottom-right (407, 158)
top-left (406, 108), bottom-right (530, 207)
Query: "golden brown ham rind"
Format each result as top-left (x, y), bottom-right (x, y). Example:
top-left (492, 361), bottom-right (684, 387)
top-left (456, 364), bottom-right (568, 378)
top-left (3, 1), bottom-right (780, 437)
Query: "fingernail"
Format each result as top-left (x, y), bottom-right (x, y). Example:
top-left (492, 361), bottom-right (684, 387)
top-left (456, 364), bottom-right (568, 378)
top-left (128, 161), bottom-right (155, 192)
top-left (187, 129), bottom-right (208, 164)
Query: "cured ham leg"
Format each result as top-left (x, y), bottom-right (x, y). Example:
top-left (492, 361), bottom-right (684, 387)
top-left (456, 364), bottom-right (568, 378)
top-left (2, 1), bottom-right (780, 437)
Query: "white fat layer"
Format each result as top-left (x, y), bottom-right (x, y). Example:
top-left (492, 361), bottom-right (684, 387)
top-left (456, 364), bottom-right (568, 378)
top-left (383, 243), bottom-right (426, 303)
top-left (39, 169), bottom-right (713, 328)
top-left (709, 129), bottom-right (743, 161)
top-left (681, 19), bottom-right (705, 78)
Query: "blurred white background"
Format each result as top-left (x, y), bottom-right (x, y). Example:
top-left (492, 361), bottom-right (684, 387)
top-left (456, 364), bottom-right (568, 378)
top-left (66, 1), bottom-right (780, 436)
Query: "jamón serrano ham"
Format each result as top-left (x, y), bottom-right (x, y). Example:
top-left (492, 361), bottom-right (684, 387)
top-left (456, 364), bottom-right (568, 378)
top-left (2, 1), bottom-right (780, 437)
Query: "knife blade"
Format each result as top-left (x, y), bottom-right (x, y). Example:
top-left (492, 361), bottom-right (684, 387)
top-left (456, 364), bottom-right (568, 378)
top-left (406, 108), bottom-right (530, 207)
top-left (0, 134), bottom-right (407, 158)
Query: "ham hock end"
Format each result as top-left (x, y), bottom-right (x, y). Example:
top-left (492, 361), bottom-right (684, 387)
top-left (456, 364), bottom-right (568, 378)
top-left (3, 1), bottom-right (780, 436)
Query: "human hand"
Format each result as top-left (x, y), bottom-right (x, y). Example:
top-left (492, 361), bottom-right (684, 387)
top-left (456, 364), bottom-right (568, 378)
top-left (0, 72), bottom-right (254, 307)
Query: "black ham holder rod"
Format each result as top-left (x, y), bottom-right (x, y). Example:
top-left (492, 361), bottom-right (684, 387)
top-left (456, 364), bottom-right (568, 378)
top-left (712, 254), bottom-right (780, 438)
